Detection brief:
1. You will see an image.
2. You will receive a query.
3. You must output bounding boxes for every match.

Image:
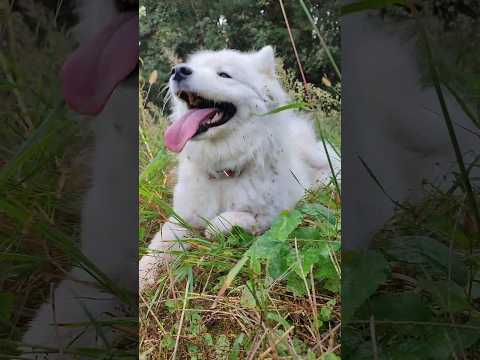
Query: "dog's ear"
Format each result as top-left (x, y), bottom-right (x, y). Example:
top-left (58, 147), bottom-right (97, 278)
top-left (255, 46), bottom-right (276, 77)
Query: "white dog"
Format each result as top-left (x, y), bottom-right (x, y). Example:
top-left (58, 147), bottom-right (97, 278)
top-left (139, 46), bottom-right (340, 289)
top-left (20, 0), bottom-right (138, 358)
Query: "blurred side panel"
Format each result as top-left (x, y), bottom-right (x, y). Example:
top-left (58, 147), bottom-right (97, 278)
top-left (0, 0), bottom-right (139, 358)
top-left (342, 1), bottom-right (480, 358)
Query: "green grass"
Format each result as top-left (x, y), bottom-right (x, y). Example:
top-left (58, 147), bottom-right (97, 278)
top-left (138, 4), bottom-right (342, 357)
top-left (138, 65), bottom-right (342, 358)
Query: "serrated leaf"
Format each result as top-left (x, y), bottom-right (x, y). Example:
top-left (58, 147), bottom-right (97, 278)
top-left (260, 210), bottom-right (304, 243)
top-left (249, 209), bottom-right (304, 259)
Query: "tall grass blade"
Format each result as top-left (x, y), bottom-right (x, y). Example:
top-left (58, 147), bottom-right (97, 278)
top-left (414, 9), bottom-right (480, 299)
top-left (298, 0), bottom-right (341, 80)
top-left (443, 82), bottom-right (480, 129)
top-left (258, 101), bottom-right (308, 116)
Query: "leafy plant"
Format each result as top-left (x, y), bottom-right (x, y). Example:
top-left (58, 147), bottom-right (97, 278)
top-left (139, 5), bottom-right (342, 356)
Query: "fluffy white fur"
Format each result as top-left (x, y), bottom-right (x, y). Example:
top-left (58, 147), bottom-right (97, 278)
top-left (20, 1), bottom-right (137, 358)
top-left (139, 46), bottom-right (340, 289)
top-left (343, 10), bottom-right (479, 250)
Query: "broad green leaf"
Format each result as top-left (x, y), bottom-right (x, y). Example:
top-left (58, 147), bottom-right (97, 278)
top-left (355, 292), bottom-right (431, 321)
top-left (342, 250), bottom-right (390, 323)
top-left (287, 272), bottom-right (307, 296)
top-left (249, 210), bottom-right (304, 258)
top-left (266, 244), bottom-right (290, 279)
top-left (384, 321), bottom-right (480, 359)
top-left (291, 227), bottom-right (322, 240)
top-left (218, 210), bottom-right (304, 296)
top-left (418, 280), bottom-right (471, 313)
top-left (381, 236), bottom-right (468, 286)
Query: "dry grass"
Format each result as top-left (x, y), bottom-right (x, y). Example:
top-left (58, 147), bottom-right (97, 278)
top-left (138, 68), bottom-right (342, 359)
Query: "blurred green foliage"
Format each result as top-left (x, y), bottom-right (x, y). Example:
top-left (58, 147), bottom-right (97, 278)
top-left (139, 0), bottom-right (340, 93)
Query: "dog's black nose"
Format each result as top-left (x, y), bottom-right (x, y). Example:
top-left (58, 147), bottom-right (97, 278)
top-left (171, 65), bottom-right (193, 81)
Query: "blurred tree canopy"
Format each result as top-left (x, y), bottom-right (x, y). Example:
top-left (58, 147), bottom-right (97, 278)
top-left (139, 0), bottom-right (340, 90)
top-left (383, 0), bottom-right (480, 106)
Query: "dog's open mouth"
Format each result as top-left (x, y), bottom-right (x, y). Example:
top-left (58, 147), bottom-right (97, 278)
top-left (177, 91), bottom-right (237, 135)
top-left (163, 91), bottom-right (237, 153)
top-left (61, 6), bottom-right (138, 115)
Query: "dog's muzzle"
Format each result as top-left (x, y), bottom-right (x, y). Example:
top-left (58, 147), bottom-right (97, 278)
top-left (171, 65), bottom-right (193, 82)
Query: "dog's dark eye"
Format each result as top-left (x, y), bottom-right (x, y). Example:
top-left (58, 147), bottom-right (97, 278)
top-left (218, 72), bottom-right (232, 79)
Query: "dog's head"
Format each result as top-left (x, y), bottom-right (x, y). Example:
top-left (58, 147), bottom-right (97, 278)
top-left (62, 0), bottom-right (139, 116)
top-left (164, 46), bottom-right (289, 153)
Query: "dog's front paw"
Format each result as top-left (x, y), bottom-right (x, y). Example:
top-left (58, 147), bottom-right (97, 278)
top-left (139, 254), bottom-right (162, 291)
top-left (205, 211), bottom-right (257, 239)
top-left (139, 222), bottom-right (191, 291)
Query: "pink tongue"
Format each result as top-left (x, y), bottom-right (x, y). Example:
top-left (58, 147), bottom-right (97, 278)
top-left (61, 13), bottom-right (139, 115)
top-left (164, 108), bottom-right (218, 152)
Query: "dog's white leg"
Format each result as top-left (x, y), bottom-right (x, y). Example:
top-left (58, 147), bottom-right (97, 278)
top-left (205, 211), bottom-right (268, 238)
top-left (139, 217), bottom-right (190, 290)
top-left (20, 269), bottom-right (120, 359)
